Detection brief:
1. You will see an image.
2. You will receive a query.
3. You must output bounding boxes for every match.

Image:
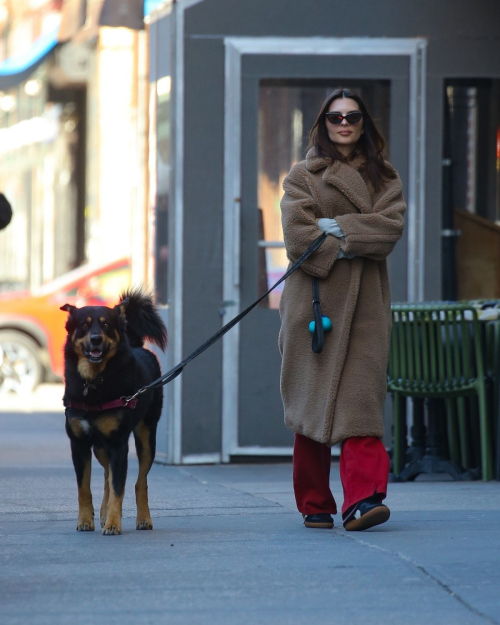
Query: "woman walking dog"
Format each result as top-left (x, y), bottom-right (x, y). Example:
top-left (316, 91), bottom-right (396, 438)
top-left (279, 87), bottom-right (406, 531)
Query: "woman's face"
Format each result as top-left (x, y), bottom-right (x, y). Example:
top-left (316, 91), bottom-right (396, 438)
top-left (325, 97), bottom-right (364, 154)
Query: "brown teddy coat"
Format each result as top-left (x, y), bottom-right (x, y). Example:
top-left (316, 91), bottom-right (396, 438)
top-left (279, 149), bottom-right (406, 446)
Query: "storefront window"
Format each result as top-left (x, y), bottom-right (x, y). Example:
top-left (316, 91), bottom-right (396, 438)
top-left (0, 64), bottom-right (81, 292)
top-left (446, 79), bottom-right (500, 300)
top-left (445, 79), bottom-right (500, 222)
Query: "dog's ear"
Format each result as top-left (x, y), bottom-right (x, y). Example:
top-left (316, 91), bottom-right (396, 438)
top-left (60, 303), bottom-right (77, 333)
top-left (60, 303), bottom-right (76, 314)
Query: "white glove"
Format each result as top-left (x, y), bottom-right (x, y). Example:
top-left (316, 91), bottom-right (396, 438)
top-left (318, 218), bottom-right (355, 259)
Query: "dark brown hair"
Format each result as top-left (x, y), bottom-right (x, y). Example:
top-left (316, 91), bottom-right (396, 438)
top-left (308, 87), bottom-right (396, 191)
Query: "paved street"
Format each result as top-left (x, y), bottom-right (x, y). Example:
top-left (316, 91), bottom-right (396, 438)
top-left (0, 386), bottom-right (499, 625)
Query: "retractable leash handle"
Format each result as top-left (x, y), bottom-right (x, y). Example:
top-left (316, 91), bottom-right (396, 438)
top-left (124, 233), bottom-right (328, 402)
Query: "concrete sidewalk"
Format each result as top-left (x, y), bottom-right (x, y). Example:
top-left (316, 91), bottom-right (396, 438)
top-left (0, 401), bottom-right (499, 625)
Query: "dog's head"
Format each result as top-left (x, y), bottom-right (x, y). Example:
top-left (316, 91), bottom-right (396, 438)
top-left (60, 299), bottom-right (129, 372)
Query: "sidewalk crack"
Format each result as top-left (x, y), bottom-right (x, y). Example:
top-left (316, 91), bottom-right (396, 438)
top-left (340, 533), bottom-right (499, 625)
top-left (177, 468), bottom-right (287, 510)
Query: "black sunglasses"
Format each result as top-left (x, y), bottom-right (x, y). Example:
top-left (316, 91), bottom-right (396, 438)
top-left (325, 111), bottom-right (363, 125)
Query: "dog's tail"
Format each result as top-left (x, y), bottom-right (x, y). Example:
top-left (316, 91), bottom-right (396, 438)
top-left (119, 289), bottom-right (167, 351)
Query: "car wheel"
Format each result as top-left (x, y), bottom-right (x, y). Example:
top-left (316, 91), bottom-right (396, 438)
top-left (0, 330), bottom-right (43, 396)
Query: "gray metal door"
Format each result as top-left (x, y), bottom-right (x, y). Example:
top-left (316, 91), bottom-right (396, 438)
top-left (222, 38), bottom-right (426, 461)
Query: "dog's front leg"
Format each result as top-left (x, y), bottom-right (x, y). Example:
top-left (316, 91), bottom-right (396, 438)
top-left (102, 442), bottom-right (128, 535)
top-left (133, 421), bottom-right (156, 530)
top-left (70, 439), bottom-right (95, 531)
top-left (93, 445), bottom-right (110, 528)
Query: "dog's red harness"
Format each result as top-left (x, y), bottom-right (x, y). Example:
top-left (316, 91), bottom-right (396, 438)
top-left (66, 398), bottom-right (138, 411)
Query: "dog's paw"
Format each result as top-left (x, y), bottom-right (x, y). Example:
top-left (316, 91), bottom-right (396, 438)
top-left (76, 519), bottom-right (95, 532)
top-left (102, 524), bottom-right (122, 535)
top-left (136, 518), bottom-right (153, 530)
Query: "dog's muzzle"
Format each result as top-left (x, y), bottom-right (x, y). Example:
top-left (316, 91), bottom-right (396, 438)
top-left (85, 335), bottom-right (105, 363)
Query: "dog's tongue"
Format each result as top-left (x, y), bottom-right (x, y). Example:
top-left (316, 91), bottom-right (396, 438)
top-left (90, 349), bottom-right (102, 358)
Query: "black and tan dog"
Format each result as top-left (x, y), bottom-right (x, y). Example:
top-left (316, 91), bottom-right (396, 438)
top-left (61, 289), bottom-right (167, 535)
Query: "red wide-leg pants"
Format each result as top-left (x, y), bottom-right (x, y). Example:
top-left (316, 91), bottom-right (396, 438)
top-left (293, 434), bottom-right (390, 516)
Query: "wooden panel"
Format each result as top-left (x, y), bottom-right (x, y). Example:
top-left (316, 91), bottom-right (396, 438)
top-left (455, 209), bottom-right (500, 299)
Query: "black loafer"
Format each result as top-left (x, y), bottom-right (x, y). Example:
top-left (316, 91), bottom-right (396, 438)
top-left (303, 513), bottom-right (334, 529)
top-left (343, 497), bottom-right (390, 531)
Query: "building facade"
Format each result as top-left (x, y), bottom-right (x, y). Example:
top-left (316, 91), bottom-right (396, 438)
top-left (0, 0), bottom-right (163, 291)
top-left (148, 0), bottom-right (500, 464)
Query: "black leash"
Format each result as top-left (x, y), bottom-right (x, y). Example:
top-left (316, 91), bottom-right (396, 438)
top-left (122, 233), bottom-right (328, 405)
top-left (311, 278), bottom-right (324, 354)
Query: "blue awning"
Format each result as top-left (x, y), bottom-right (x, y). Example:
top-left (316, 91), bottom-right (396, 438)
top-left (0, 3), bottom-right (164, 88)
top-left (0, 26), bottom-right (59, 91)
top-left (0, 27), bottom-right (59, 78)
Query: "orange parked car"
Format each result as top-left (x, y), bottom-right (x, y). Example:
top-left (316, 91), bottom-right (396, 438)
top-left (0, 258), bottom-right (131, 394)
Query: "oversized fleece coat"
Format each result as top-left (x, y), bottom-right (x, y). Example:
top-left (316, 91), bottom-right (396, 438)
top-left (278, 149), bottom-right (406, 446)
